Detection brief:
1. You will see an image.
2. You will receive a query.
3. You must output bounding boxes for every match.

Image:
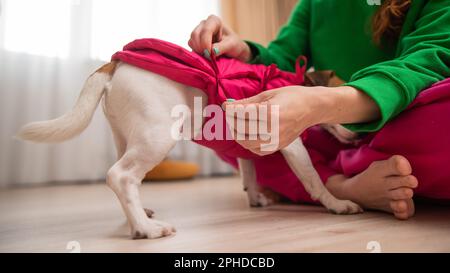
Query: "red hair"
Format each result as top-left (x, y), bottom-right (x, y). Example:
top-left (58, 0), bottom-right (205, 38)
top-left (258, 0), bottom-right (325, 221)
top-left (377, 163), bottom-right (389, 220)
top-left (372, 0), bottom-right (412, 45)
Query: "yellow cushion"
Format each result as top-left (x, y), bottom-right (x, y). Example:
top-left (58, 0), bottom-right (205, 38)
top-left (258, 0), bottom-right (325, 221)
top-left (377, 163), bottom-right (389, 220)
top-left (144, 160), bottom-right (199, 181)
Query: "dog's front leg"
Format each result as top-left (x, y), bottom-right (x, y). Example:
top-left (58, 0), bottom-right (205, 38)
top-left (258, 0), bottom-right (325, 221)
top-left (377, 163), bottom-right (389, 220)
top-left (281, 138), bottom-right (363, 214)
top-left (237, 158), bottom-right (275, 207)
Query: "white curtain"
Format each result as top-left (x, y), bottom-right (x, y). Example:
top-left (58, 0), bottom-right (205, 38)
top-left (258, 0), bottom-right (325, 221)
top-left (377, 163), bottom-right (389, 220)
top-left (0, 0), bottom-right (233, 186)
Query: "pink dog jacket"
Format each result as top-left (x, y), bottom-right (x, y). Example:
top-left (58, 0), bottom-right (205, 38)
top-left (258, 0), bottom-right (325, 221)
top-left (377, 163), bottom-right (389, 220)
top-left (112, 38), bottom-right (450, 204)
top-left (112, 38), bottom-right (306, 160)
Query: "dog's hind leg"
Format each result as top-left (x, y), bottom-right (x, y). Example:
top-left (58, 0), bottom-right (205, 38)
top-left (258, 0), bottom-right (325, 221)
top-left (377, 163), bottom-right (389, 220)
top-left (106, 120), bottom-right (157, 219)
top-left (103, 63), bottom-right (202, 239)
top-left (106, 134), bottom-right (177, 239)
top-left (281, 138), bottom-right (363, 214)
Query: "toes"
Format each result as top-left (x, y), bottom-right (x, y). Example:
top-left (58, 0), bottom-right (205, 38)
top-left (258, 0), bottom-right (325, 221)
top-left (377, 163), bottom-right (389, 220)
top-left (390, 200), bottom-right (413, 220)
top-left (388, 175), bottom-right (418, 190)
top-left (162, 228), bottom-right (171, 236)
top-left (156, 220), bottom-right (177, 233)
top-left (389, 155), bottom-right (412, 176)
top-left (394, 210), bottom-right (410, 220)
top-left (147, 227), bottom-right (167, 238)
top-left (406, 199), bottom-right (415, 217)
top-left (132, 230), bottom-right (147, 239)
top-left (390, 200), bottom-right (407, 212)
top-left (132, 220), bottom-right (176, 239)
top-left (170, 225), bottom-right (177, 233)
top-left (343, 201), bottom-right (364, 214)
top-left (132, 228), bottom-right (166, 239)
top-left (370, 155), bottom-right (412, 176)
top-left (389, 187), bottom-right (414, 200)
top-left (146, 226), bottom-right (173, 238)
top-left (345, 203), bottom-right (364, 214)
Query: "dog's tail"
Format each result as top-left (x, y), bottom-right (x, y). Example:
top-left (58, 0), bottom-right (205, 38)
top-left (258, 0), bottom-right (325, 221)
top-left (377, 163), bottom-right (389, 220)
top-left (16, 61), bottom-right (118, 143)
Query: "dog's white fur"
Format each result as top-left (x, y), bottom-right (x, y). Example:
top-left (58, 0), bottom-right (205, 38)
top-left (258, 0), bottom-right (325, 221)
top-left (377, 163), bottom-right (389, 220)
top-left (18, 62), bottom-right (362, 239)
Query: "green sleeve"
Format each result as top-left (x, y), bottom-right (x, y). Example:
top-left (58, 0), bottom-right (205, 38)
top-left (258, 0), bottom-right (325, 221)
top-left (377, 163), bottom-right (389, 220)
top-left (245, 0), bottom-right (311, 72)
top-left (344, 1), bottom-right (450, 132)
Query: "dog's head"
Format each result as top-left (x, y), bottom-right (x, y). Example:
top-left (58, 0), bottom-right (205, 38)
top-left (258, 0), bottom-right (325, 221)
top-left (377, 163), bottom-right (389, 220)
top-left (304, 70), bottom-right (345, 87)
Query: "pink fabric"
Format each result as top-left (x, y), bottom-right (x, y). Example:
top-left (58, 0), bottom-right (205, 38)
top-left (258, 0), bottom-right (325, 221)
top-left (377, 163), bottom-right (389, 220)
top-left (112, 38), bottom-right (306, 160)
top-left (113, 38), bottom-right (450, 203)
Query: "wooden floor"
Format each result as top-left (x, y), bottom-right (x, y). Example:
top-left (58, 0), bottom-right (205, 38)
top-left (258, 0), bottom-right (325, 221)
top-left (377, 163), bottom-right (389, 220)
top-left (1, 176), bottom-right (450, 253)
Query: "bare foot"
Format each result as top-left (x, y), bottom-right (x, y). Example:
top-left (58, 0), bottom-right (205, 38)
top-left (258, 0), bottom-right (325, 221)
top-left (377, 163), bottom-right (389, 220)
top-left (326, 155), bottom-right (418, 220)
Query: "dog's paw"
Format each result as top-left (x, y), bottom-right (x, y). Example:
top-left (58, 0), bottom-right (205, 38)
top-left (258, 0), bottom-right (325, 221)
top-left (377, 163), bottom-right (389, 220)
top-left (144, 208), bottom-right (154, 218)
top-left (318, 191), bottom-right (363, 215)
top-left (131, 219), bottom-right (176, 239)
top-left (247, 186), bottom-right (280, 207)
top-left (327, 200), bottom-right (363, 215)
top-left (248, 191), bottom-right (276, 207)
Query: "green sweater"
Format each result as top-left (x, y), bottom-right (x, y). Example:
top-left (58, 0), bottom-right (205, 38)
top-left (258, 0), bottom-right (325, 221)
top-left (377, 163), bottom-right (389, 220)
top-left (247, 0), bottom-right (450, 132)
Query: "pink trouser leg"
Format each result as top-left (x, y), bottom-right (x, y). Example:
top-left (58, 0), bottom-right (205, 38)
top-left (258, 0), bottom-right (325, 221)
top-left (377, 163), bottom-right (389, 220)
top-left (330, 79), bottom-right (450, 201)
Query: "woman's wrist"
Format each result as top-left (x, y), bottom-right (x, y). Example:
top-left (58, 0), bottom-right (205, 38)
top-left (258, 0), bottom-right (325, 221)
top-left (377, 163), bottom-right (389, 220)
top-left (303, 86), bottom-right (381, 126)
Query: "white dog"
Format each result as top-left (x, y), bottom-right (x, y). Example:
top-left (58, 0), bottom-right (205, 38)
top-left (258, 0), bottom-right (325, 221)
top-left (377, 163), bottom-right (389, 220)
top-left (17, 60), bottom-right (362, 239)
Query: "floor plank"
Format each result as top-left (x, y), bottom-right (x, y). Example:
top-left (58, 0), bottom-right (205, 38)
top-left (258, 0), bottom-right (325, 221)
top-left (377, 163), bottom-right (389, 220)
top-left (1, 176), bottom-right (449, 252)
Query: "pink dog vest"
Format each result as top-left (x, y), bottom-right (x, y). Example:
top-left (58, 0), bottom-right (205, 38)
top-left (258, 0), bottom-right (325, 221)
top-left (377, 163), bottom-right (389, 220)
top-left (112, 38), bottom-right (307, 160)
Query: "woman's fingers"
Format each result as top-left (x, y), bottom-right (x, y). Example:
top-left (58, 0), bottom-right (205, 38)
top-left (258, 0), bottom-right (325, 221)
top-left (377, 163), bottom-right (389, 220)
top-left (211, 35), bottom-right (235, 58)
top-left (189, 21), bottom-right (206, 53)
top-left (189, 15), bottom-right (251, 61)
top-left (222, 92), bottom-right (273, 116)
top-left (225, 103), bottom-right (279, 154)
top-left (189, 15), bottom-right (222, 55)
top-left (211, 42), bottom-right (225, 58)
top-left (199, 16), bottom-right (222, 54)
top-left (231, 121), bottom-right (272, 140)
top-left (224, 102), bottom-right (277, 126)
top-left (232, 91), bottom-right (272, 105)
top-left (221, 89), bottom-right (297, 155)
top-left (223, 93), bottom-right (278, 150)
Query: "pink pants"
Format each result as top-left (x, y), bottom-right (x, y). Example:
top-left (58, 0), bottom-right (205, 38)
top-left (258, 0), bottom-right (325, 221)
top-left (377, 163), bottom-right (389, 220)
top-left (221, 78), bottom-right (450, 203)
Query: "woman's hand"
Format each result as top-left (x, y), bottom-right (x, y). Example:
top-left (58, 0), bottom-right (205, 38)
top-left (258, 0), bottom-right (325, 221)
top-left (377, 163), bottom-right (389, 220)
top-left (189, 15), bottom-right (252, 62)
top-left (223, 86), bottom-right (321, 155)
top-left (223, 86), bottom-right (380, 155)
